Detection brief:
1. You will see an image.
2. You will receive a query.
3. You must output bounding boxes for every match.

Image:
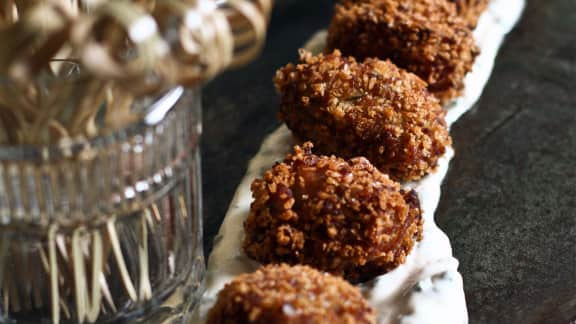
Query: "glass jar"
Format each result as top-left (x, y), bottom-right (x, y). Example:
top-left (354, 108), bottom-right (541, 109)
top-left (0, 87), bottom-right (204, 323)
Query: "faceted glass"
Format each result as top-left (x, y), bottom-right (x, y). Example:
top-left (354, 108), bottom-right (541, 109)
top-left (0, 87), bottom-right (205, 323)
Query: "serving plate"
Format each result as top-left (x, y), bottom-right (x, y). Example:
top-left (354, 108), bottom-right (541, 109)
top-left (195, 0), bottom-right (526, 322)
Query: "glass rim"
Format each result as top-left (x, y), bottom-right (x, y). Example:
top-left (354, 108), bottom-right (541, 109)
top-left (0, 86), bottom-right (186, 162)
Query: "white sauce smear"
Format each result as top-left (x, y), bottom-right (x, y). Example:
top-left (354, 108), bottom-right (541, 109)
top-left (194, 0), bottom-right (525, 322)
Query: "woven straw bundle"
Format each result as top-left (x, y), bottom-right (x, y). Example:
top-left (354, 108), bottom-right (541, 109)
top-left (0, 0), bottom-right (272, 145)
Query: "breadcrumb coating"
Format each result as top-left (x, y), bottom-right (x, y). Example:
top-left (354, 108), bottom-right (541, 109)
top-left (448, 0), bottom-right (489, 27)
top-left (274, 50), bottom-right (451, 182)
top-left (206, 264), bottom-right (376, 324)
top-left (326, 0), bottom-right (479, 103)
top-left (243, 143), bottom-right (423, 283)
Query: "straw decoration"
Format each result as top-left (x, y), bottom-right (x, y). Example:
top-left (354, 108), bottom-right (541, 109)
top-left (0, 0), bottom-right (272, 146)
top-left (0, 0), bottom-right (272, 323)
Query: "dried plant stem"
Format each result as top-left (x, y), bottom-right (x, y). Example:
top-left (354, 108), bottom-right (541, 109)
top-left (106, 217), bottom-right (138, 302)
top-left (71, 227), bottom-right (102, 322)
top-left (28, 78), bottom-right (78, 143)
top-left (139, 210), bottom-right (152, 300)
top-left (104, 86), bottom-right (138, 131)
top-left (0, 206), bottom-right (162, 323)
top-left (67, 81), bottom-right (107, 137)
top-left (48, 225), bottom-right (60, 324)
top-left (0, 0), bottom-right (272, 146)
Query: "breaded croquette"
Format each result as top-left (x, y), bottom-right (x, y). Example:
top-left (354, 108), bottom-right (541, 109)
top-left (274, 50), bottom-right (451, 182)
top-left (243, 143), bottom-right (423, 283)
top-left (206, 264), bottom-right (376, 324)
top-left (326, 0), bottom-right (479, 103)
top-left (448, 0), bottom-right (489, 27)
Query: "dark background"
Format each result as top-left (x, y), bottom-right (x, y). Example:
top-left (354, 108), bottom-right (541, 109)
top-left (201, 1), bottom-right (576, 323)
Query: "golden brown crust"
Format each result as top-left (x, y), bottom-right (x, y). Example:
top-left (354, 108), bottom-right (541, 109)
top-left (448, 0), bottom-right (489, 27)
top-left (243, 143), bottom-right (423, 283)
top-left (206, 264), bottom-right (376, 324)
top-left (326, 0), bottom-right (479, 103)
top-left (274, 50), bottom-right (451, 182)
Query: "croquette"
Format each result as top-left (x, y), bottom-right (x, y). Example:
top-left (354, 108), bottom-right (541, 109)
top-left (274, 50), bottom-right (451, 182)
top-left (206, 264), bottom-right (376, 324)
top-left (326, 0), bottom-right (479, 103)
top-left (243, 143), bottom-right (423, 283)
top-left (448, 0), bottom-right (489, 27)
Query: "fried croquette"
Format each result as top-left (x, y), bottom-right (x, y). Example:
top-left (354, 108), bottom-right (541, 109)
top-left (326, 0), bottom-right (479, 103)
top-left (243, 143), bottom-right (423, 283)
top-left (206, 264), bottom-right (376, 324)
top-left (274, 50), bottom-right (451, 182)
top-left (448, 0), bottom-right (489, 27)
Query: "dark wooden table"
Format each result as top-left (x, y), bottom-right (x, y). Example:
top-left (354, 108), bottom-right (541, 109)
top-left (202, 1), bottom-right (576, 323)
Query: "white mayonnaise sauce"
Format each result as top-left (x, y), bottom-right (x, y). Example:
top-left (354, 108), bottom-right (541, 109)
top-left (193, 0), bottom-right (525, 322)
